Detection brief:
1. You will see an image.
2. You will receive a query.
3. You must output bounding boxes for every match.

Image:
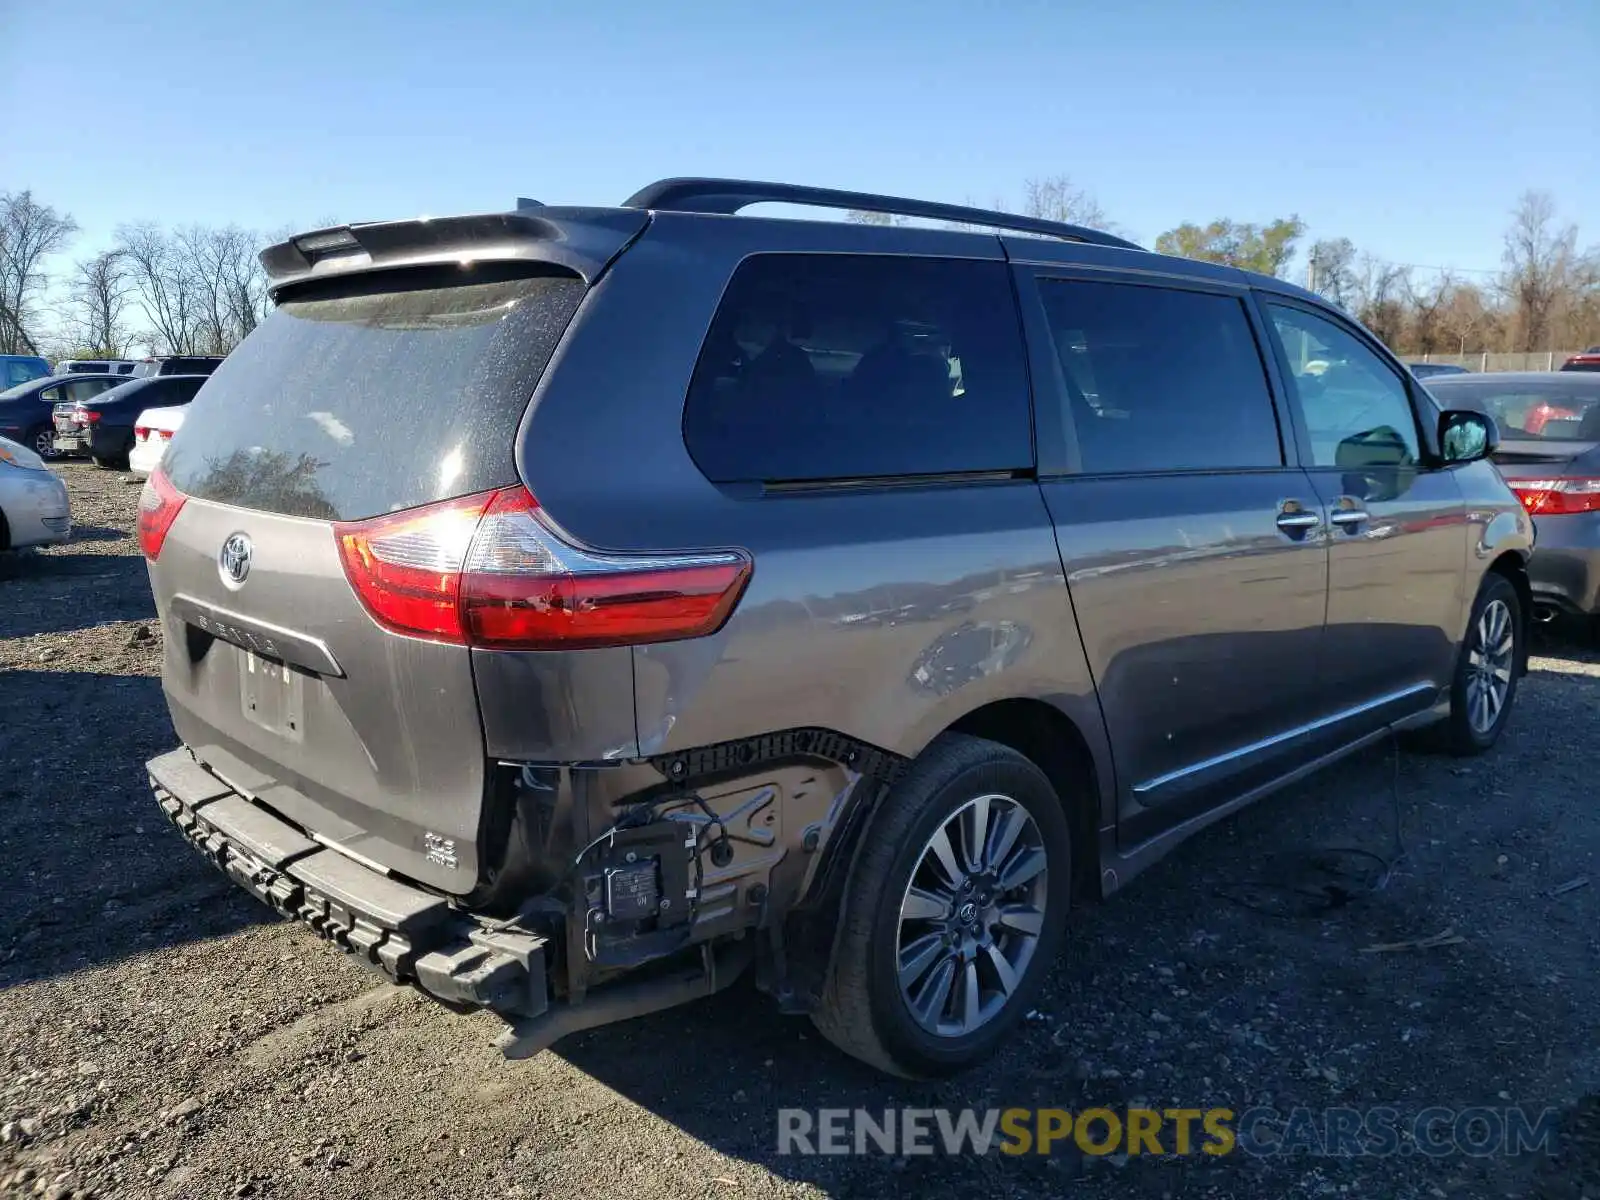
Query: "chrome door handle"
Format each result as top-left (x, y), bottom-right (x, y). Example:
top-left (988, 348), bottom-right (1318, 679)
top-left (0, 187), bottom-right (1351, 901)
top-left (1329, 509), bottom-right (1370, 528)
top-left (1276, 512), bottom-right (1320, 529)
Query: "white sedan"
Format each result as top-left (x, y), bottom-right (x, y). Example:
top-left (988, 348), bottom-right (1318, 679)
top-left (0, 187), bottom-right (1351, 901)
top-left (128, 405), bottom-right (187, 479)
top-left (0, 435), bottom-right (71, 550)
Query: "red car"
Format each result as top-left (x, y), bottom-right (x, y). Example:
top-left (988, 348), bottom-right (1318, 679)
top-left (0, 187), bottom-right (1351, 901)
top-left (1560, 347), bottom-right (1600, 373)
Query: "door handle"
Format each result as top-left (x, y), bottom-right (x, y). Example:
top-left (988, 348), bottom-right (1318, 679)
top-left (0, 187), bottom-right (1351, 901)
top-left (1329, 504), bottom-right (1370, 529)
top-left (1275, 501), bottom-right (1321, 535)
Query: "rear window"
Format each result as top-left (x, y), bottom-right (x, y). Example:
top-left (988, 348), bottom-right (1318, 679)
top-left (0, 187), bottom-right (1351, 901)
top-left (1428, 379), bottom-right (1600, 440)
top-left (683, 254), bottom-right (1032, 483)
top-left (162, 266), bottom-right (586, 520)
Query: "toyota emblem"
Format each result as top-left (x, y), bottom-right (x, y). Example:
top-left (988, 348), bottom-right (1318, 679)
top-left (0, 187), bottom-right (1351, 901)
top-left (218, 532), bottom-right (253, 588)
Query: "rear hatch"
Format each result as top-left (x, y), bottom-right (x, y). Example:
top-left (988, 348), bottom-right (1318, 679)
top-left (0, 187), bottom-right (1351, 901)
top-left (144, 236), bottom-right (617, 895)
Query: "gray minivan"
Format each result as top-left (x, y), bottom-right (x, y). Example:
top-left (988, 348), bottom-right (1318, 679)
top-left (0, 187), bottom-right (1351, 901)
top-left (140, 179), bottom-right (1533, 1078)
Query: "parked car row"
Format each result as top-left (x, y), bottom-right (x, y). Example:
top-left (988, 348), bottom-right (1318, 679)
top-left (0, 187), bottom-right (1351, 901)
top-left (0, 354), bottom-right (222, 469)
top-left (53, 375), bottom-right (208, 468)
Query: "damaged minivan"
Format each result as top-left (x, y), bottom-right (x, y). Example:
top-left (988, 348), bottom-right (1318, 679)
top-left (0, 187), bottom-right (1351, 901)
top-left (143, 179), bottom-right (1532, 1077)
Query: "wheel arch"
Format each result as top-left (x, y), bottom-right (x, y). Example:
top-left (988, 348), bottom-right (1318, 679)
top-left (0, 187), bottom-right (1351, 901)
top-left (944, 696), bottom-right (1106, 903)
top-left (1486, 551), bottom-right (1533, 672)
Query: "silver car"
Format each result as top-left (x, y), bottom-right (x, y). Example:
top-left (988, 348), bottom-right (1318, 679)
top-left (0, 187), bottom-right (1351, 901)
top-left (0, 436), bottom-right (70, 550)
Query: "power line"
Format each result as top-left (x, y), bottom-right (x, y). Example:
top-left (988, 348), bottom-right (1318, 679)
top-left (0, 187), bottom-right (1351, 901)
top-left (1385, 262), bottom-right (1500, 277)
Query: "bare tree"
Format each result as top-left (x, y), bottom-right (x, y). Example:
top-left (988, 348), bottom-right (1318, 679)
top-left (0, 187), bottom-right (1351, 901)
top-left (1021, 175), bottom-right (1111, 232)
top-left (1404, 272), bottom-right (1455, 356)
top-left (1352, 255), bottom-right (1410, 346)
top-left (1501, 191), bottom-right (1579, 352)
top-left (0, 191), bottom-right (78, 354)
top-left (1438, 280), bottom-right (1494, 355)
top-left (1307, 237), bottom-right (1359, 310)
top-left (118, 223), bottom-right (198, 354)
top-left (67, 250), bottom-right (136, 356)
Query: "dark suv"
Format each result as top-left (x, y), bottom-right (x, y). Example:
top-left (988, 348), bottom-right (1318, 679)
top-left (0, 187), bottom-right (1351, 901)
top-left (132, 354), bottom-right (225, 378)
top-left (140, 179), bottom-right (1533, 1078)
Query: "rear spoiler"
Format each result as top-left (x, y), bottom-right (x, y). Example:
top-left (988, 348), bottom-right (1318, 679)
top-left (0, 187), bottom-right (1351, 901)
top-left (259, 208), bottom-right (650, 298)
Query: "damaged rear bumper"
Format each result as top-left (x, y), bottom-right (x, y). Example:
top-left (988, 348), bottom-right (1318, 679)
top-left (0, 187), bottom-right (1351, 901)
top-left (147, 748), bottom-right (549, 1020)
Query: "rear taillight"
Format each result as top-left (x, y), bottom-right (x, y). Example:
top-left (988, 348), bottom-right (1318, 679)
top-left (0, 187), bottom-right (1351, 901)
top-left (135, 426), bottom-right (149, 440)
top-left (138, 468), bottom-right (187, 560)
top-left (158, 429), bottom-right (174, 440)
top-left (78, 408), bottom-right (100, 424)
top-left (334, 491), bottom-right (494, 642)
top-left (1511, 478), bottom-right (1600, 516)
top-left (335, 486), bottom-right (752, 649)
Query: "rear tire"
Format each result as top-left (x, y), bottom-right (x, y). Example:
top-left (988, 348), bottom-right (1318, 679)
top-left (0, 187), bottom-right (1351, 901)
top-left (27, 426), bottom-right (58, 461)
top-left (811, 733), bottom-right (1072, 1078)
top-left (1443, 573), bottom-right (1523, 755)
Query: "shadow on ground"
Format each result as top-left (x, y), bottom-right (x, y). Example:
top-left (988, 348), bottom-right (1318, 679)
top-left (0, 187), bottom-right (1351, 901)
top-left (0, 549), bottom-right (153, 636)
top-left (0, 670), bottom-right (271, 990)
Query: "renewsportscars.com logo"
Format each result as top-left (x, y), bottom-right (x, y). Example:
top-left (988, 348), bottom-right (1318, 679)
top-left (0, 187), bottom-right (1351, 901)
top-left (777, 1106), bottom-right (1561, 1159)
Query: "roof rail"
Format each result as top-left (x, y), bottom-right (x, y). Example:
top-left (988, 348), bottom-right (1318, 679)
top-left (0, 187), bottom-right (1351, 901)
top-left (624, 177), bottom-right (1142, 251)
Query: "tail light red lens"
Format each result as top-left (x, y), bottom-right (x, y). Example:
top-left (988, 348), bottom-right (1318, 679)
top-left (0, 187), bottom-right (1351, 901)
top-left (137, 468), bottom-right (187, 560)
top-left (335, 486), bottom-right (752, 649)
top-left (78, 408), bottom-right (100, 424)
top-left (1511, 478), bottom-right (1600, 516)
top-left (135, 426), bottom-right (149, 440)
top-left (334, 492), bottom-right (495, 642)
top-left (158, 429), bottom-right (174, 440)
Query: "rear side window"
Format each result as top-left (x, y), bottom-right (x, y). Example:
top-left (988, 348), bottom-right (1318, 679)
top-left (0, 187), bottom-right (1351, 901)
top-left (166, 377), bottom-right (206, 404)
top-left (66, 379), bottom-right (114, 402)
top-left (162, 266), bottom-right (586, 520)
top-left (683, 255), bottom-right (1031, 483)
top-left (1036, 280), bottom-right (1282, 474)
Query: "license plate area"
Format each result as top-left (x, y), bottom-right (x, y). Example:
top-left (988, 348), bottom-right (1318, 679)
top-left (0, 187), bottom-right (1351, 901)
top-left (240, 649), bottom-right (306, 741)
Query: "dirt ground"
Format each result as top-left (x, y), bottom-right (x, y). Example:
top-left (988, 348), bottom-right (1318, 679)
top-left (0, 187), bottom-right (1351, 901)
top-left (1, 462), bottom-right (1597, 1199)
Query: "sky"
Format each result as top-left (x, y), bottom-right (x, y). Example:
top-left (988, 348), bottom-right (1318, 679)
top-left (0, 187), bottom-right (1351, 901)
top-left (3, 0), bottom-right (1597, 281)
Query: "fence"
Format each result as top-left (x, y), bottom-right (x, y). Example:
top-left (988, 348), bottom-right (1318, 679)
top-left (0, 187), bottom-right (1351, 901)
top-left (1411, 351), bottom-right (1586, 373)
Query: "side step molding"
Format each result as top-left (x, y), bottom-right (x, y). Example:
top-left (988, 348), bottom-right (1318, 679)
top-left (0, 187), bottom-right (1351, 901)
top-left (496, 940), bottom-right (752, 1060)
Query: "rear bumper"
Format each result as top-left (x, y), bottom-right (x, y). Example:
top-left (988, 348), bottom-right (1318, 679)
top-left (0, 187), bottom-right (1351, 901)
top-left (1528, 514), bottom-right (1600, 616)
top-left (128, 438), bottom-right (164, 478)
top-left (147, 747), bottom-right (550, 1018)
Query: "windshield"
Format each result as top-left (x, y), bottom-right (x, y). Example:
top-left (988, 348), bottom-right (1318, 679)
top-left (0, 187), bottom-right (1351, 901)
top-left (1428, 378), bottom-right (1600, 441)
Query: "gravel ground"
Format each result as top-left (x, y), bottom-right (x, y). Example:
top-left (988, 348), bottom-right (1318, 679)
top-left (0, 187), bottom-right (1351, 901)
top-left (2, 462), bottom-right (1597, 1199)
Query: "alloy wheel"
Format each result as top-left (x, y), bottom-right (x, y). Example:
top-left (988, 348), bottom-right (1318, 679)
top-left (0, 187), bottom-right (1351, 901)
top-left (1465, 597), bottom-right (1515, 735)
top-left (896, 793), bottom-right (1049, 1037)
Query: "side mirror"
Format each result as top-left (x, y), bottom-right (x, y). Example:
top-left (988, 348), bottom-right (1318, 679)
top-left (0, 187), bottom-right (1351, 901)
top-left (1439, 410), bottom-right (1497, 464)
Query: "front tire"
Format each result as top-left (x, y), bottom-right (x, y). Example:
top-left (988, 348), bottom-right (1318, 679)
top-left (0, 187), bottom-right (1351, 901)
top-left (811, 733), bottom-right (1072, 1078)
top-left (1444, 573), bottom-right (1523, 755)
